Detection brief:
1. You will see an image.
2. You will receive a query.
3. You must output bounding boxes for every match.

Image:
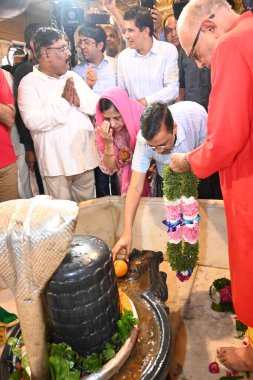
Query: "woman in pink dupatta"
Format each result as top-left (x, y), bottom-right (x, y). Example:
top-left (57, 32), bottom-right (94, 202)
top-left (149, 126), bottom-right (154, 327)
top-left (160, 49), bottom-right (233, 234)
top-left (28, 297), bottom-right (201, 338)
top-left (96, 87), bottom-right (150, 197)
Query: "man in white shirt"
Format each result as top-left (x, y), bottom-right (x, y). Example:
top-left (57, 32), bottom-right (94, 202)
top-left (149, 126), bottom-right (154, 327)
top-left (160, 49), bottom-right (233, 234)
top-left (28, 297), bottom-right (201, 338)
top-left (117, 6), bottom-right (179, 106)
top-left (73, 23), bottom-right (117, 96)
top-left (18, 27), bottom-right (99, 202)
top-left (112, 101), bottom-right (207, 260)
top-left (73, 23), bottom-right (118, 198)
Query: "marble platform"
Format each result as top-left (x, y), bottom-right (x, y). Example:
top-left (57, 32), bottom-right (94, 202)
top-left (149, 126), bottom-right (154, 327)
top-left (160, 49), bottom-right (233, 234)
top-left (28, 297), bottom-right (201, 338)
top-left (0, 196), bottom-right (247, 379)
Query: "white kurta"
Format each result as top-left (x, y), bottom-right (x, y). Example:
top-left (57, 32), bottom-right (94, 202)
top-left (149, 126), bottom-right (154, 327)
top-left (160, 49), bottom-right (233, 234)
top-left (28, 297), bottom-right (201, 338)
top-left (18, 69), bottom-right (99, 177)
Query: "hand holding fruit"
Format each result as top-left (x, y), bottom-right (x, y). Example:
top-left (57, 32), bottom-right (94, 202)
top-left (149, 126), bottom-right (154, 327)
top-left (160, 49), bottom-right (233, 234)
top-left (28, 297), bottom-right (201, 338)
top-left (118, 147), bottom-right (133, 164)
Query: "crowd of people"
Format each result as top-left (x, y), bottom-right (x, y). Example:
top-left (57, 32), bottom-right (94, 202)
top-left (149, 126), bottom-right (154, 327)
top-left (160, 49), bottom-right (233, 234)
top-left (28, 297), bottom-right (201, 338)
top-left (1, 0), bottom-right (253, 373)
top-left (0, 0), bottom-right (223, 204)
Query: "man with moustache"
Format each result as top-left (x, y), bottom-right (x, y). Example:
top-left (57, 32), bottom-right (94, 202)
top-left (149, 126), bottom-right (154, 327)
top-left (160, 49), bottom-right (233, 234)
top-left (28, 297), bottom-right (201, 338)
top-left (104, 25), bottom-right (121, 58)
top-left (18, 27), bottom-right (99, 202)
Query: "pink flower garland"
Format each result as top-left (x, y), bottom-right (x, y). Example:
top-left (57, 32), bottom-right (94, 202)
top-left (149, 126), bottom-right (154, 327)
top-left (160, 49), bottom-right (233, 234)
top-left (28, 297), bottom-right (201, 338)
top-left (163, 195), bottom-right (200, 281)
top-left (164, 196), bottom-right (200, 245)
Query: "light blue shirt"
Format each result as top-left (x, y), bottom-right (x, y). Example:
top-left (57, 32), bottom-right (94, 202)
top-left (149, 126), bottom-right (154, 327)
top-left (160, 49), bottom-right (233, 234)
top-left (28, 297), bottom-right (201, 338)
top-left (117, 37), bottom-right (179, 104)
top-left (73, 55), bottom-right (117, 96)
top-left (132, 101), bottom-right (207, 176)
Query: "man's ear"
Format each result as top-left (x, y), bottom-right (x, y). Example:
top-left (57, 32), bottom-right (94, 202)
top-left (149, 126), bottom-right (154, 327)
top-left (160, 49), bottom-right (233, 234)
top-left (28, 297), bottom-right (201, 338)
top-left (143, 26), bottom-right (151, 37)
top-left (29, 40), bottom-right (35, 52)
top-left (201, 19), bottom-right (217, 35)
top-left (98, 41), bottom-right (104, 52)
top-left (173, 122), bottom-right (178, 134)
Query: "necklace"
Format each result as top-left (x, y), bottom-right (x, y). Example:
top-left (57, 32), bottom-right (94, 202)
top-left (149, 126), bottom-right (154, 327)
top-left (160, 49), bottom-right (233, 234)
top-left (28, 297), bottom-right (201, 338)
top-left (162, 167), bottom-right (200, 281)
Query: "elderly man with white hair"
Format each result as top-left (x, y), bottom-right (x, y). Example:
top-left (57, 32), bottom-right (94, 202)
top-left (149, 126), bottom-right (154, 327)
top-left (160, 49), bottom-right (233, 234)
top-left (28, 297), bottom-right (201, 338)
top-left (170, 0), bottom-right (253, 373)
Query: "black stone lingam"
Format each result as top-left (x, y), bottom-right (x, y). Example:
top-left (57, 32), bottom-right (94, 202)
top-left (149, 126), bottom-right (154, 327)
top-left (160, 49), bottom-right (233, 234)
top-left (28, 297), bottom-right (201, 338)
top-left (45, 235), bottom-right (120, 355)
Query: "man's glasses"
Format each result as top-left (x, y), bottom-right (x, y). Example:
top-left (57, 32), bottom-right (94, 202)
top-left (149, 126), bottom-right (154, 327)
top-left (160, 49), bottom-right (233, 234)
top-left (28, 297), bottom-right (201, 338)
top-left (76, 39), bottom-right (96, 48)
top-left (47, 45), bottom-right (71, 53)
top-left (148, 134), bottom-right (177, 153)
top-left (149, 144), bottom-right (170, 153)
top-left (188, 14), bottom-right (215, 59)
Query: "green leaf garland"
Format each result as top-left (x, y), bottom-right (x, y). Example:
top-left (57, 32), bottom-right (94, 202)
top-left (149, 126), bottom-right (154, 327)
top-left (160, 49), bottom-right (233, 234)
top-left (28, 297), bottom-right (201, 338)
top-left (162, 167), bottom-right (200, 279)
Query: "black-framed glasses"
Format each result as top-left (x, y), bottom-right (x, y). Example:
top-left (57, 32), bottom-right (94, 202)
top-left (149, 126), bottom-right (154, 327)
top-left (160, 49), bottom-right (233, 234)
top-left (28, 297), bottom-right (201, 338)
top-left (188, 14), bottom-right (215, 59)
top-left (47, 45), bottom-right (71, 53)
top-left (76, 39), bottom-right (96, 48)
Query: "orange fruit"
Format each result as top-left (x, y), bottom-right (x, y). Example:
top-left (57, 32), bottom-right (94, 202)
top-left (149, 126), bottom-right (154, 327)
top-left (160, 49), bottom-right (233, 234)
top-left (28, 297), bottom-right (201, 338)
top-left (114, 260), bottom-right (128, 278)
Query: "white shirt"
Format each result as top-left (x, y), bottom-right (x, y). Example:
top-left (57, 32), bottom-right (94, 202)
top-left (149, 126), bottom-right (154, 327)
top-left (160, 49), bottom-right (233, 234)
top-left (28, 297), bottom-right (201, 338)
top-left (132, 101), bottom-right (207, 176)
top-left (117, 37), bottom-right (179, 104)
top-left (18, 69), bottom-right (99, 177)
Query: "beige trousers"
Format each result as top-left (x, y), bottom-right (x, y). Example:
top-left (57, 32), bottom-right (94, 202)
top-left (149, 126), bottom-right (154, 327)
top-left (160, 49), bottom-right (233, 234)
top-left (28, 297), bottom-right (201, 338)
top-left (0, 162), bottom-right (18, 202)
top-left (44, 169), bottom-right (95, 202)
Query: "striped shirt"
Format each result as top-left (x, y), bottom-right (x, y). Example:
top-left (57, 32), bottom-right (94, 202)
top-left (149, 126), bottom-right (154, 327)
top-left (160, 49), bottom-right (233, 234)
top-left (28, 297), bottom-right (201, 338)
top-left (117, 37), bottom-right (179, 105)
top-left (132, 101), bottom-right (207, 176)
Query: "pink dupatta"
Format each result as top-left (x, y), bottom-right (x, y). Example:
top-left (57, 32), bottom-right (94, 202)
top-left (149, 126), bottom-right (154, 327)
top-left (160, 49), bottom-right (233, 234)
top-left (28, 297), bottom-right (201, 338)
top-left (96, 87), bottom-right (150, 196)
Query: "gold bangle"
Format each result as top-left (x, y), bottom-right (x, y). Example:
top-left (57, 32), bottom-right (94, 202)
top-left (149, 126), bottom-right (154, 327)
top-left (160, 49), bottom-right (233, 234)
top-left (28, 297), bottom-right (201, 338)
top-left (103, 151), bottom-right (114, 157)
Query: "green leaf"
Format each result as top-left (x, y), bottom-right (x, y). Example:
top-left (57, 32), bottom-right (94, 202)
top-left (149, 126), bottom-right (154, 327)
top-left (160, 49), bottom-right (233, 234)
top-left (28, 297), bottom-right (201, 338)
top-left (65, 371), bottom-right (80, 380)
top-left (102, 348), bottom-right (115, 363)
top-left (212, 278), bottom-right (231, 292)
top-left (7, 337), bottom-right (18, 347)
top-left (21, 355), bottom-right (30, 369)
top-left (9, 371), bottom-right (23, 380)
top-left (12, 347), bottom-right (22, 357)
top-left (236, 319), bottom-right (248, 333)
top-left (211, 301), bottom-right (234, 313)
top-left (81, 353), bottom-right (102, 373)
top-left (104, 342), bottom-right (115, 351)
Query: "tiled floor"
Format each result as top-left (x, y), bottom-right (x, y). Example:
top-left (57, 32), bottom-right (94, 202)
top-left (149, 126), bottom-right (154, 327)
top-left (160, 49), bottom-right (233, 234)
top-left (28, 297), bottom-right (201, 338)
top-left (160, 262), bottom-right (250, 380)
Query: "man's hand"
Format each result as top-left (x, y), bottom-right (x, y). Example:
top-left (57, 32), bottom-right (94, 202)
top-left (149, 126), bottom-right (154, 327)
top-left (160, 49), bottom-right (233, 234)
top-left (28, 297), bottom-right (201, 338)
top-left (170, 153), bottom-right (191, 172)
top-left (98, 120), bottom-right (113, 143)
top-left (25, 150), bottom-right (37, 172)
top-left (62, 77), bottom-right (75, 104)
top-left (138, 98), bottom-right (147, 106)
top-left (102, 0), bottom-right (117, 13)
top-left (112, 233), bottom-right (132, 262)
top-left (72, 87), bottom-right (80, 107)
top-left (86, 64), bottom-right (98, 89)
top-left (150, 6), bottom-right (163, 35)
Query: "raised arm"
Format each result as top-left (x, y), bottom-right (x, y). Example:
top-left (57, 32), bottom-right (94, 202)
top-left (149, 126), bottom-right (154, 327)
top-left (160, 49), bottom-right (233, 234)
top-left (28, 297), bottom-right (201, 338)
top-left (112, 170), bottom-right (146, 262)
top-left (102, 0), bottom-right (126, 35)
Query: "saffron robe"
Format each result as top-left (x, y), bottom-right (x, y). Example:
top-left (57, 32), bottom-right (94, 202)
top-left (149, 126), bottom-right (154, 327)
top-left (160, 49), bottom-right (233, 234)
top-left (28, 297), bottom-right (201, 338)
top-left (188, 11), bottom-right (253, 327)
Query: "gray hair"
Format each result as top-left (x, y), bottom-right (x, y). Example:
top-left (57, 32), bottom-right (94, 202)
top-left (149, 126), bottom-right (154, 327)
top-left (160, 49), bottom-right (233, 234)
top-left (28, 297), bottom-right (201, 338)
top-left (177, 0), bottom-right (231, 35)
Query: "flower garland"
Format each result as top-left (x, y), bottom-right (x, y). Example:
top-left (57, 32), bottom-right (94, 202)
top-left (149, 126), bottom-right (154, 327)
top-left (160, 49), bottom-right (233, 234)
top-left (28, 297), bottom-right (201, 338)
top-left (162, 167), bottom-right (200, 282)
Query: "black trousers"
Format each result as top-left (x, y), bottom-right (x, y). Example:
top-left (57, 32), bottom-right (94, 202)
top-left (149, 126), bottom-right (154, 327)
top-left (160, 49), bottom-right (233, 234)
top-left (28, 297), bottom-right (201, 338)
top-left (94, 167), bottom-right (119, 197)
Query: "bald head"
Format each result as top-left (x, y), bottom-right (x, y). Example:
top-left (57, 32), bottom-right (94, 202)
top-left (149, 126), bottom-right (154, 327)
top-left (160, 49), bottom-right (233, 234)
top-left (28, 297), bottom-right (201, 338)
top-left (177, 0), bottom-right (238, 67)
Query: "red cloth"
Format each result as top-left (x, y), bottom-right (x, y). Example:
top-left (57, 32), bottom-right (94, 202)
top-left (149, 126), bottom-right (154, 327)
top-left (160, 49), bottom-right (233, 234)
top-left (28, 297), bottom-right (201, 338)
top-left (0, 69), bottom-right (16, 168)
top-left (96, 87), bottom-right (150, 196)
top-left (188, 12), bottom-right (253, 326)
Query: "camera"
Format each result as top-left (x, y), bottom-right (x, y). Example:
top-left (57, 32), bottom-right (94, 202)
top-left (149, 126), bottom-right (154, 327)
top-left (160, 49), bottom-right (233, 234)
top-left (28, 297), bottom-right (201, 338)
top-left (140, 0), bottom-right (156, 9)
top-left (84, 12), bottom-right (110, 25)
top-left (62, 7), bottom-right (84, 27)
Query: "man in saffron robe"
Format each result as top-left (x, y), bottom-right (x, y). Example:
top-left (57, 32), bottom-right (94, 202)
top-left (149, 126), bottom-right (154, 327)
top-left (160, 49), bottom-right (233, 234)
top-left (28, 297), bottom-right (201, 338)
top-left (170, 0), bottom-right (253, 372)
